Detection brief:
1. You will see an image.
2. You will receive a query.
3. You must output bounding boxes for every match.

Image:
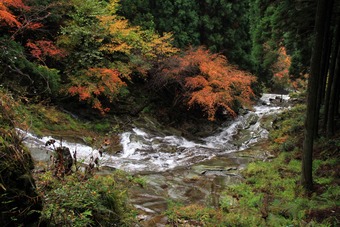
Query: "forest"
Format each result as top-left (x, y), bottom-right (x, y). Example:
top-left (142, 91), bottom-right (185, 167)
top-left (0, 0), bottom-right (339, 226)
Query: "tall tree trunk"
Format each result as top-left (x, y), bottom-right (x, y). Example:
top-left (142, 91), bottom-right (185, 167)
top-left (335, 79), bottom-right (340, 116)
top-left (334, 53), bottom-right (340, 116)
top-left (302, 0), bottom-right (329, 191)
top-left (327, 45), bottom-right (340, 136)
top-left (324, 22), bottom-right (340, 131)
top-left (315, 0), bottom-right (334, 136)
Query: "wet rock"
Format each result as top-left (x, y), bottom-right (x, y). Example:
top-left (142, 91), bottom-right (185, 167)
top-left (137, 214), bottom-right (148, 221)
top-left (243, 113), bottom-right (259, 129)
top-left (184, 187), bottom-right (206, 201)
top-left (235, 142), bottom-right (275, 161)
top-left (141, 215), bottom-right (168, 227)
top-left (134, 205), bottom-right (157, 214)
top-left (239, 107), bottom-right (250, 115)
top-left (262, 101), bottom-right (269, 106)
top-left (290, 97), bottom-right (304, 104)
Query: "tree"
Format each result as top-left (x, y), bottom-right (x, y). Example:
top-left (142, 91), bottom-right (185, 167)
top-left (302, 0), bottom-right (331, 191)
top-left (326, 44), bottom-right (340, 136)
top-left (61, 0), bottom-right (178, 113)
top-left (198, 0), bottom-right (252, 69)
top-left (0, 0), bottom-right (28, 28)
top-left (270, 46), bottom-right (292, 92)
top-left (118, 0), bottom-right (252, 69)
top-left (0, 0), bottom-right (63, 98)
top-left (324, 18), bottom-right (340, 136)
top-left (68, 68), bottom-right (126, 114)
top-left (249, 0), bottom-right (317, 89)
top-left (153, 46), bottom-right (255, 121)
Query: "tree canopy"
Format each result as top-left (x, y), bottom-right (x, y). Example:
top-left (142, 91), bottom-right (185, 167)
top-left (0, 0), bottom-right (339, 192)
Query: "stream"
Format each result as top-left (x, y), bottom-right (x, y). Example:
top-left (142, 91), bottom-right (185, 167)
top-left (19, 93), bottom-right (290, 225)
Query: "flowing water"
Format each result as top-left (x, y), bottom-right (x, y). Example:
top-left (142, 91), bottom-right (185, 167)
top-left (19, 93), bottom-right (290, 224)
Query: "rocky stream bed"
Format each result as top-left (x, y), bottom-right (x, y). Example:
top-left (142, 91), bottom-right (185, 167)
top-left (20, 93), bottom-right (291, 225)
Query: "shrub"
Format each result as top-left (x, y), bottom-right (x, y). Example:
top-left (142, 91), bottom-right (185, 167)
top-left (37, 171), bottom-right (137, 226)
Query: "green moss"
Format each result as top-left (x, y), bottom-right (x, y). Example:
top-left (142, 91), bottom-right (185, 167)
top-left (168, 98), bottom-right (338, 226)
top-left (92, 119), bottom-right (111, 132)
top-left (21, 104), bottom-right (85, 133)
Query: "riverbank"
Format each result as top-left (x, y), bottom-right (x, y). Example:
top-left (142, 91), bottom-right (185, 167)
top-left (3, 89), bottom-right (339, 226)
top-left (22, 93), bottom-right (294, 225)
top-left (165, 103), bottom-right (340, 226)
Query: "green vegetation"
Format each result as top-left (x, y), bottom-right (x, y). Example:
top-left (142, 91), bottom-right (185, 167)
top-left (36, 171), bottom-right (137, 226)
top-left (0, 92), bottom-right (138, 226)
top-left (20, 104), bottom-right (83, 135)
top-left (118, 0), bottom-right (252, 68)
top-left (165, 103), bottom-right (340, 226)
top-left (0, 89), bottom-right (42, 226)
top-left (1, 0), bottom-right (339, 225)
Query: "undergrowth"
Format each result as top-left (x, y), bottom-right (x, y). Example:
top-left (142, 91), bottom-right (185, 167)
top-left (32, 123), bottom-right (138, 226)
top-left (1, 88), bottom-right (137, 226)
top-left (0, 88), bottom-right (42, 226)
top-left (36, 170), bottom-right (138, 226)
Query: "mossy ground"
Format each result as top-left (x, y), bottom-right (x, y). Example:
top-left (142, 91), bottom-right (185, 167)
top-left (2, 87), bottom-right (339, 226)
top-left (165, 103), bottom-right (340, 226)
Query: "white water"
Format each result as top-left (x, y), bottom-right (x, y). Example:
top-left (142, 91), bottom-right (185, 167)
top-left (19, 94), bottom-right (289, 173)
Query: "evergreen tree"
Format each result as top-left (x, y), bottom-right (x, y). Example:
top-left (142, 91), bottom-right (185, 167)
top-left (302, 0), bottom-right (331, 191)
top-left (118, 0), bottom-right (251, 69)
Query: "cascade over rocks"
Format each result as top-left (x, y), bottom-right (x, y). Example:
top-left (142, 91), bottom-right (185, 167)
top-left (19, 93), bottom-right (291, 224)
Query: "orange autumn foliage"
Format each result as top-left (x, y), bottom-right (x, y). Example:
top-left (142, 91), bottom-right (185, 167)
top-left (68, 68), bottom-right (126, 114)
top-left (274, 135), bottom-right (288, 144)
top-left (26, 39), bottom-right (67, 61)
top-left (1, 0), bottom-right (53, 41)
top-left (271, 46), bottom-right (292, 89)
top-left (161, 46), bottom-right (256, 120)
top-left (0, 0), bottom-right (29, 27)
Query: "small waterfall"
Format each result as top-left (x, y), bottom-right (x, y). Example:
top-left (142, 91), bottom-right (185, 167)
top-left (20, 93), bottom-right (289, 173)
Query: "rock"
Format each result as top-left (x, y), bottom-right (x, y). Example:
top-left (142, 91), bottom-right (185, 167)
top-left (137, 214), bottom-right (149, 221)
top-left (54, 146), bottom-right (73, 175)
top-left (134, 204), bottom-right (157, 214)
top-left (239, 107), bottom-right (250, 115)
top-left (141, 215), bottom-right (168, 227)
top-left (243, 113), bottom-right (259, 129)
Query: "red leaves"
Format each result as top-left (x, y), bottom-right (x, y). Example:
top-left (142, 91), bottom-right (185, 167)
top-left (25, 22), bottom-right (43, 30)
top-left (161, 46), bottom-right (256, 120)
top-left (68, 86), bottom-right (91, 101)
top-left (68, 68), bottom-right (126, 114)
top-left (0, 0), bottom-right (31, 27)
top-left (26, 40), bottom-right (66, 61)
top-left (185, 76), bottom-right (209, 89)
top-left (1, 0), bottom-right (54, 39)
top-left (0, 0), bottom-right (24, 27)
top-left (0, 7), bottom-right (21, 27)
top-left (271, 47), bottom-right (292, 89)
